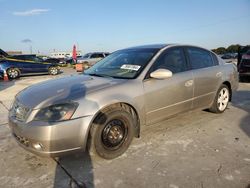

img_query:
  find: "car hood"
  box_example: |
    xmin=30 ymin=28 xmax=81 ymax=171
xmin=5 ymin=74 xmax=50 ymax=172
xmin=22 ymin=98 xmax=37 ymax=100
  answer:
xmin=16 ymin=74 xmax=125 ymax=109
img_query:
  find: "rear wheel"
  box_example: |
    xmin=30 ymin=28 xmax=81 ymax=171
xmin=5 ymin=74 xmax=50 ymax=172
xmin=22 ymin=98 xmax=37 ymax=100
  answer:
xmin=48 ymin=67 xmax=59 ymax=75
xmin=209 ymin=84 xmax=230 ymax=113
xmin=88 ymin=105 xmax=135 ymax=159
xmin=7 ymin=68 xmax=20 ymax=79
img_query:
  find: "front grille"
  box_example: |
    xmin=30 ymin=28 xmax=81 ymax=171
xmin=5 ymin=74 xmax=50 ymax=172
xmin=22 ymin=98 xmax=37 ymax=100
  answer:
xmin=13 ymin=133 xmax=30 ymax=147
xmin=10 ymin=100 xmax=30 ymax=122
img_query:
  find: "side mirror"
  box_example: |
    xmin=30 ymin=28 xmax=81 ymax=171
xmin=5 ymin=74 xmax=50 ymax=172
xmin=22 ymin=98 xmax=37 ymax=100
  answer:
xmin=150 ymin=69 xmax=173 ymax=79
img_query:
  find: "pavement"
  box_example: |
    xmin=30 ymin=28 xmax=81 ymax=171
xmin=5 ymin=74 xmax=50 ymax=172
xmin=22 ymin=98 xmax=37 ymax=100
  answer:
xmin=0 ymin=68 xmax=249 ymax=188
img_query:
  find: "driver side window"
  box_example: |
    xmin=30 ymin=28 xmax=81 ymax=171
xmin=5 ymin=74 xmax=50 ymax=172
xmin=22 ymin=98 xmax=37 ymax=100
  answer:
xmin=150 ymin=48 xmax=188 ymax=74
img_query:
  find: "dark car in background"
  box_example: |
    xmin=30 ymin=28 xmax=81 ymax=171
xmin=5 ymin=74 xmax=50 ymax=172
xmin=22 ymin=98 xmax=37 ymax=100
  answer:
xmin=221 ymin=53 xmax=237 ymax=59
xmin=237 ymin=46 xmax=250 ymax=65
xmin=13 ymin=54 xmax=59 ymax=64
xmin=65 ymin=55 xmax=82 ymax=65
xmin=0 ymin=49 xmax=60 ymax=79
xmin=238 ymin=50 xmax=250 ymax=81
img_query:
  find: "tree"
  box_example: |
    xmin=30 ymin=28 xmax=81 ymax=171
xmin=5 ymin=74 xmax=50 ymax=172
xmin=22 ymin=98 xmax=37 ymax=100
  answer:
xmin=227 ymin=44 xmax=241 ymax=53
xmin=212 ymin=47 xmax=226 ymax=54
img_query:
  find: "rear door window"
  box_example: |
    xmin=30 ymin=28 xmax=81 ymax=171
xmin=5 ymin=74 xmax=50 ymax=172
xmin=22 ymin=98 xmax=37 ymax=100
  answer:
xmin=93 ymin=53 xmax=104 ymax=58
xmin=187 ymin=47 xmax=215 ymax=69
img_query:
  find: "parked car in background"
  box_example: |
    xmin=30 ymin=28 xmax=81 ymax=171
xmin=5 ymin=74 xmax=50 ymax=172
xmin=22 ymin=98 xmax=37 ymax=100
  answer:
xmin=77 ymin=52 xmax=109 ymax=67
xmin=0 ymin=50 xmax=60 ymax=79
xmin=237 ymin=45 xmax=250 ymax=65
xmin=8 ymin=44 xmax=238 ymax=159
xmin=238 ymin=50 xmax=250 ymax=81
xmin=221 ymin=53 xmax=237 ymax=59
xmin=14 ymin=55 xmax=61 ymax=65
xmin=221 ymin=53 xmax=234 ymax=59
xmin=0 ymin=48 xmax=9 ymax=57
xmin=44 ymin=57 xmax=61 ymax=64
xmin=65 ymin=55 xmax=82 ymax=65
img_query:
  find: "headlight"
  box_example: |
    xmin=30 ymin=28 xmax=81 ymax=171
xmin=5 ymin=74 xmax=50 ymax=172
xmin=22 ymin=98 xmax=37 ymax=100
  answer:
xmin=34 ymin=102 xmax=78 ymax=122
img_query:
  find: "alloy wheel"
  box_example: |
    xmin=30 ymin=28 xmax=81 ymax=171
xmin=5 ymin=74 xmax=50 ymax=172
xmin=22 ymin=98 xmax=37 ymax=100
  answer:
xmin=217 ymin=88 xmax=229 ymax=111
xmin=8 ymin=69 xmax=19 ymax=79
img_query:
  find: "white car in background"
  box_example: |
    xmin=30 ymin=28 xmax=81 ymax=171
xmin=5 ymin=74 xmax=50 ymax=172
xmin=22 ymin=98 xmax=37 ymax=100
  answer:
xmin=77 ymin=52 xmax=109 ymax=67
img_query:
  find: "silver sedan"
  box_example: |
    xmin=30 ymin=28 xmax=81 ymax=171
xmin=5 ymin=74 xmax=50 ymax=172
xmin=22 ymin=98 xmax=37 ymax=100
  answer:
xmin=8 ymin=44 xmax=238 ymax=159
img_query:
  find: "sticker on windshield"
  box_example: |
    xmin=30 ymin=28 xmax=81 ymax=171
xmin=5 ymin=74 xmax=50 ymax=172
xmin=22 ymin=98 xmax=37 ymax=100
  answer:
xmin=120 ymin=64 xmax=141 ymax=71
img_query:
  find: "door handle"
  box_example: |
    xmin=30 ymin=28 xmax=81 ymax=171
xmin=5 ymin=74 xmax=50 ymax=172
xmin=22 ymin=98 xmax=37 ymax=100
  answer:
xmin=185 ymin=80 xmax=193 ymax=87
xmin=216 ymin=72 xmax=222 ymax=77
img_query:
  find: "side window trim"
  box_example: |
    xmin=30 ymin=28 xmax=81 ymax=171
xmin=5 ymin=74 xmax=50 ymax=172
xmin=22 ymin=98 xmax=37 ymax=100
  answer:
xmin=211 ymin=52 xmax=219 ymax=66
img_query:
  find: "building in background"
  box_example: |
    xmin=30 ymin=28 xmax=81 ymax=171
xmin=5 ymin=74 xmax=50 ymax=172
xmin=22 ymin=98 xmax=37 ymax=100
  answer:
xmin=6 ymin=51 xmax=22 ymax=55
xmin=50 ymin=51 xmax=82 ymax=59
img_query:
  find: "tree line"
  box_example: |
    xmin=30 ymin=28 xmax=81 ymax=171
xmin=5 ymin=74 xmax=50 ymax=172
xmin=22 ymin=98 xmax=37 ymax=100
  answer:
xmin=211 ymin=44 xmax=250 ymax=55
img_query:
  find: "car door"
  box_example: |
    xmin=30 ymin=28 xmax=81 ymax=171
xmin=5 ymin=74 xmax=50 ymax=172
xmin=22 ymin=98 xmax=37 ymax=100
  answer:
xmin=33 ymin=57 xmax=50 ymax=72
xmin=27 ymin=56 xmax=50 ymax=73
xmin=143 ymin=47 xmax=194 ymax=125
xmin=12 ymin=55 xmax=34 ymax=73
xmin=185 ymin=47 xmax=221 ymax=109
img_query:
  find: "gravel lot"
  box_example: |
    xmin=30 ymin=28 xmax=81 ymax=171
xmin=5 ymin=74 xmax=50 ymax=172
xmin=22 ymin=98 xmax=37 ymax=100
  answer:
xmin=0 ymin=67 xmax=249 ymax=188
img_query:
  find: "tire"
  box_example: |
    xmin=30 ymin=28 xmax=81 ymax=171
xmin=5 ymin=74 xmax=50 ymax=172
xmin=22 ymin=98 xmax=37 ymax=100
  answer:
xmin=88 ymin=105 xmax=135 ymax=159
xmin=209 ymin=84 xmax=230 ymax=113
xmin=7 ymin=68 xmax=20 ymax=79
xmin=48 ymin=66 xmax=59 ymax=75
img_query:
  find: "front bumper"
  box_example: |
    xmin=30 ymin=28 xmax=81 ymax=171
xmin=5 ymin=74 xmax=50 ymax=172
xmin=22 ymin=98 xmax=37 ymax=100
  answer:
xmin=8 ymin=115 xmax=93 ymax=157
xmin=0 ymin=69 xmax=4 ymax=78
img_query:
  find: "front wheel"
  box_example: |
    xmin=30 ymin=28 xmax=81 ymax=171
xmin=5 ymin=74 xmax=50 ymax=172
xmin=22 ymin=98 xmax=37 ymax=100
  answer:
xmin=88 ymin=105 xmax=135 ymax=159
xmin=209 ymin=84 xmax=230 ymax=113
xmin=48 ymin=67 xmax=59 ymax=75
xmin=7 ymin=68 xmax=20 ymax=79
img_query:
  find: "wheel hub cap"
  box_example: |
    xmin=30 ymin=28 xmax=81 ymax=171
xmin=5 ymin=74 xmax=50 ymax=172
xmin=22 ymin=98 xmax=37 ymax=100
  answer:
xmin=217 ymin=88 xmax=229 ymax=111
xmin=9 ymin=70 xmax=18 ymax=78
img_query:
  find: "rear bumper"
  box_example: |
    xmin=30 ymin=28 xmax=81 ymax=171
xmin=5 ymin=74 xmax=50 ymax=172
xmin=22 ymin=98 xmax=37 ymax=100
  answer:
xmin=8 ymin=115 xmax=93 ymax=157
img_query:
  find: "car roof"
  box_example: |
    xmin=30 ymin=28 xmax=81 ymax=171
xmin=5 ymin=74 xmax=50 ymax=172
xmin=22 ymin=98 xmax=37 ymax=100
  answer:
xmin=0 ymin=49 xmax=9 ymax=57
xmin=13 ymin=54 xmax=36 ymax=56
xmin=124 ymin=44 xmax=170 ymax=50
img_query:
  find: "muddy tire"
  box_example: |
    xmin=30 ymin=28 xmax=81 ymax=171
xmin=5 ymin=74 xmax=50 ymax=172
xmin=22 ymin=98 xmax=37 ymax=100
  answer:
xmin=88 ymin=104 xmax=135 ymax=159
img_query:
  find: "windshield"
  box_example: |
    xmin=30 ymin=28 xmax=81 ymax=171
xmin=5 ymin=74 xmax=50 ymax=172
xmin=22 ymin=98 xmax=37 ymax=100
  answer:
xmin=84 ymin=49 xmax=158 ymax=79
xmin=82 ymin=53 xmax=91 ymax=58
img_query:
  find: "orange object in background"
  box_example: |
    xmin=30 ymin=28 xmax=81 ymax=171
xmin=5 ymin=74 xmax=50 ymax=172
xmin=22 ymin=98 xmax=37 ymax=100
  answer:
xmin=75 ymin=63 xmax=84 ymax=72
xmin=3 ymin=70 xmax=9 ymax=81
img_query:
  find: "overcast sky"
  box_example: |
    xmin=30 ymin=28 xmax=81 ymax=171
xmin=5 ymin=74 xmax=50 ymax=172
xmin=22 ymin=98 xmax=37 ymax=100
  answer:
xmin=0 ymin=0 xmax=249 ymax=54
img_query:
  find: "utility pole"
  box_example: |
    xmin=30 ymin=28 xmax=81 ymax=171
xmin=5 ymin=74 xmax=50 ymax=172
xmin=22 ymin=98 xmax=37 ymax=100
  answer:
xmin=30 ymin=45 xmax=33 ymax=54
